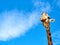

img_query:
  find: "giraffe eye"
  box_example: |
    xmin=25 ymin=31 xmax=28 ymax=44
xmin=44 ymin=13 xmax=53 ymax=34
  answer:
xmin=48 ymin=17 xmax=50 ymax=19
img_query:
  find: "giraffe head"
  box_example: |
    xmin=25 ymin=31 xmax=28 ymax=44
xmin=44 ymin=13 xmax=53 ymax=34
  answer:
xmin=40 ymin=12 xmax=55 ymax=27
xmin=40 ymin=12 xmax=50 ymax=22
xmin=40 ymin=12 xmax=55 ymax=22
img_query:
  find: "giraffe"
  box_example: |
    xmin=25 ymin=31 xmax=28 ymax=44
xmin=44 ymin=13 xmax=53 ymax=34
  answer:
xmin=40 ymin=12 xmax=54 ymax=45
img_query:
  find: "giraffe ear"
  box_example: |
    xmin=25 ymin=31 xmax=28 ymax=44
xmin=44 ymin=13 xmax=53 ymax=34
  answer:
xmin=49 ymin=19 xmax=55 ymax=22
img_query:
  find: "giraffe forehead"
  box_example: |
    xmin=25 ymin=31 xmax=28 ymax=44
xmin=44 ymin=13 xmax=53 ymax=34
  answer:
xmin=42 ymin=15 xmax=48 ymax=19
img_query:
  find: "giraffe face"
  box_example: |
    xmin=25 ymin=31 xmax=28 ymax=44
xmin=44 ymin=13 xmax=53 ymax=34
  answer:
xmin=40 ymin=12 xmax=49 ymax=22
xmin=40 ymin=12 xmax=50 ymax=27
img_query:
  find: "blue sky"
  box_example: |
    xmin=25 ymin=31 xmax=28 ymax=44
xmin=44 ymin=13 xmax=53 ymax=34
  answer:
xmin=0 ymin=0 xmax=60 ymax=45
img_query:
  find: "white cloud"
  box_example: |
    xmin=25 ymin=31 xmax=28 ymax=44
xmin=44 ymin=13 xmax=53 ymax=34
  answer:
xmin=0 ymin=10 xmax=40 ymax=41
xmin=33 ymin=1 xmax=51 ymax=13
xmin=0 ymin=1 xmax=51 ymax=41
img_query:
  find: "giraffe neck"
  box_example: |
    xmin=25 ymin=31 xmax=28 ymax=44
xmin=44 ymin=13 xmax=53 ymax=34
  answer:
xmin=46 ymin=27 xmax=53 ymax=45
